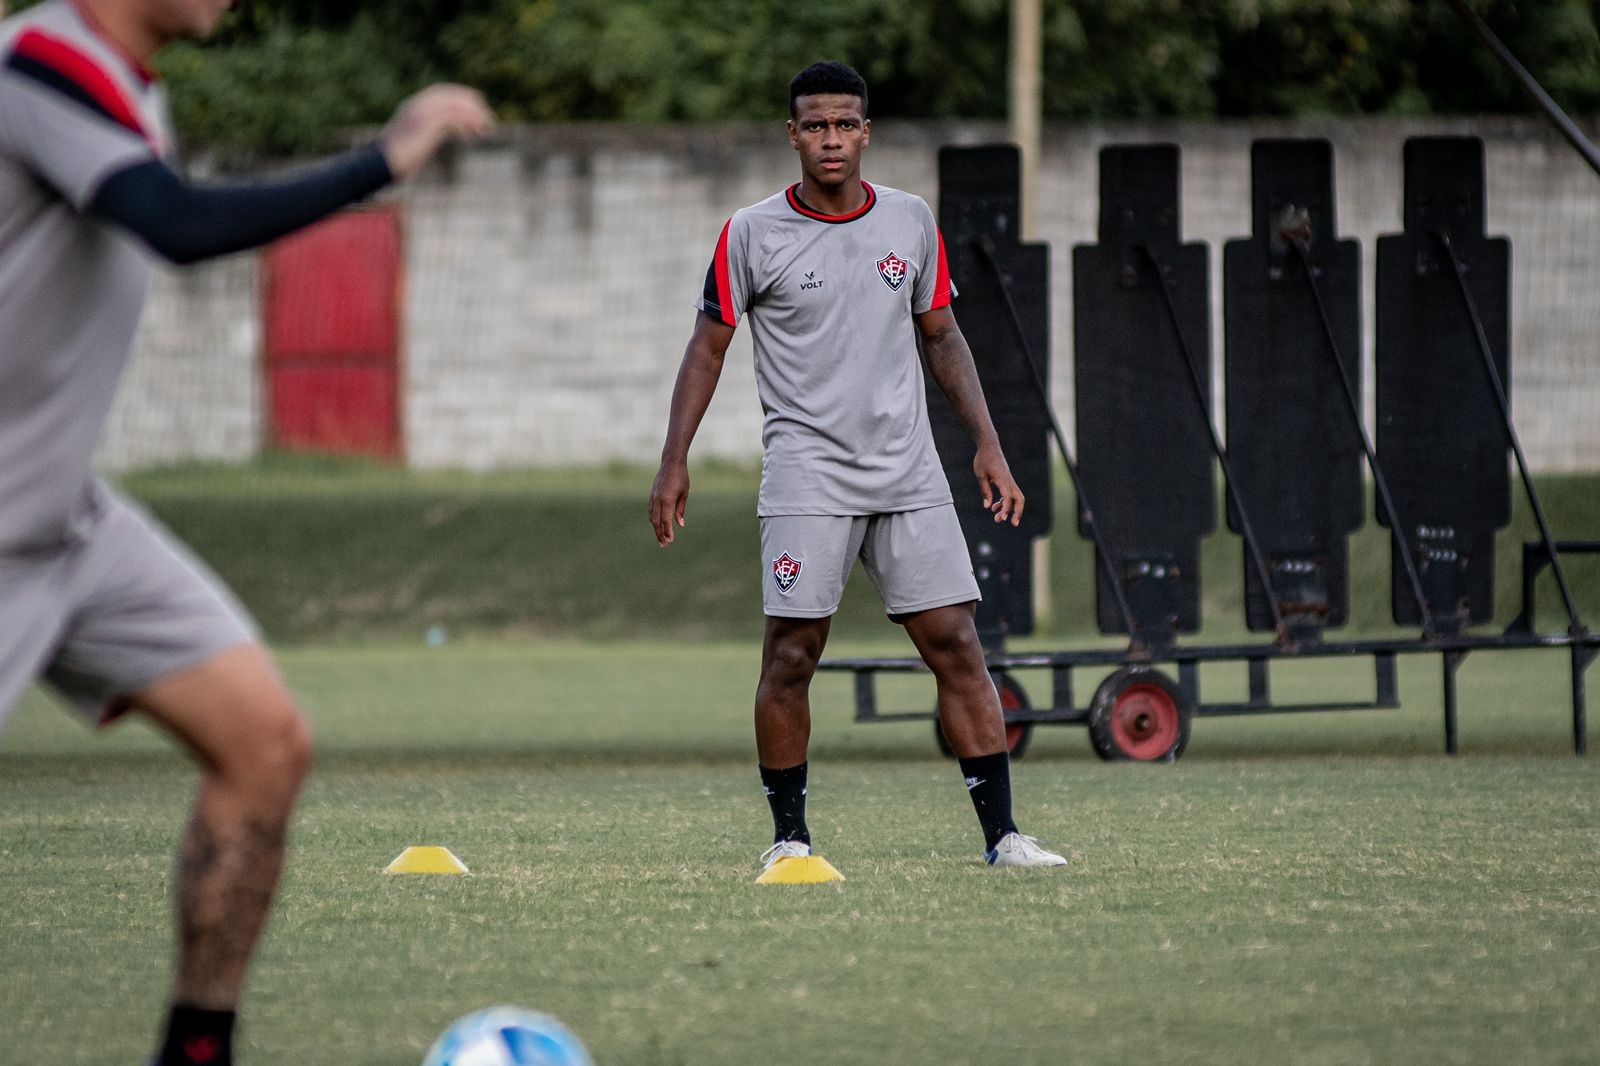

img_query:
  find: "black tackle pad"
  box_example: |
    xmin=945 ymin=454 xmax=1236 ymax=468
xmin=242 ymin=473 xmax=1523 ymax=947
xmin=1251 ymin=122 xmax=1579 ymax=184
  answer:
xmin=1223 ymin=139 xmax=1364 ymax=637
xmin=1073 ymin=145 xmax=1215 ymax=644
xmin=1376 ymin=137 xmax=1511 ymax=632
xmin=932 ymin=145 xmax=1052 ymax=638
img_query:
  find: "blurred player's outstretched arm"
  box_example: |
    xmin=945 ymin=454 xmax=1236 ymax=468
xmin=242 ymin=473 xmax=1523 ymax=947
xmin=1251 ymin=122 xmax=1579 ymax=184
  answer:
xmin=914 ymin=305 xmax=1025 ymax=526
xmin=649 ymin=311 xmax=736 ymax=546
xmin=92 ymin=85 xmax=494 ymax=265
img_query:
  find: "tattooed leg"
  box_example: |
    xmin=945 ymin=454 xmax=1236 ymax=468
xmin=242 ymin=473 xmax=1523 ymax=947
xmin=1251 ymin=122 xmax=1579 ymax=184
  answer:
xmin=133 ymin=644 xmax=313 ymax=1010
xmin=172 ymin=799 xmax=292 ymax=1006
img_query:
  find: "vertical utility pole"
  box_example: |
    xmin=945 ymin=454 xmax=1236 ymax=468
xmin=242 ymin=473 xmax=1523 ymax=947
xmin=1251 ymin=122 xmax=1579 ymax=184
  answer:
xmin=1009 ymin=0 xmax=1052 ymax=626
xmin=1009 ymin=0 xmax=1042 ymax=240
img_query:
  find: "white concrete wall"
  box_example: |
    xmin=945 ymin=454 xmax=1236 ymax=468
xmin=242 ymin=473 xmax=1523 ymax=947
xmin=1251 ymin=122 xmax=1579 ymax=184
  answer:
xmin=100 ymin=116 xmax=1600 ymax=473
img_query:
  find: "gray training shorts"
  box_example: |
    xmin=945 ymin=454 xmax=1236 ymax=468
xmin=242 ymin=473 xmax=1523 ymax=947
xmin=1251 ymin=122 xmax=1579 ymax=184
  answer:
xmin=0 ymin=485 xmax=258 ymax=729
xmin=760 ymin=504 xmax=981 ymax=620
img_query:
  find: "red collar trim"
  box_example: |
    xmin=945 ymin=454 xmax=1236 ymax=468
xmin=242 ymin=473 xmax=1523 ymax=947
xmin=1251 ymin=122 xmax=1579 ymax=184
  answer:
xmin=70 ymin=0 xmax=159 ymax=85
xmin=786 ymin=182 xmax=877 ymax=224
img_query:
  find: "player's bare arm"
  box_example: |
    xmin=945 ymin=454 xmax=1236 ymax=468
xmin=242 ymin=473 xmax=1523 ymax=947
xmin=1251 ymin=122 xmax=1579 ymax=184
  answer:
xmin=379 ymin=85 xmax=496 ymax=179
xmin=914 ymin=305 xmax=1025 ymax=526
xmin=649 ymin=311 xmax=736 ymax=546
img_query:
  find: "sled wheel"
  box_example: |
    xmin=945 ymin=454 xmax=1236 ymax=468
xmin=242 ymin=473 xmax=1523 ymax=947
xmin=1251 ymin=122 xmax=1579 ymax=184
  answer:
xmin=1088 ymin=667 xmax=1191 ymax=762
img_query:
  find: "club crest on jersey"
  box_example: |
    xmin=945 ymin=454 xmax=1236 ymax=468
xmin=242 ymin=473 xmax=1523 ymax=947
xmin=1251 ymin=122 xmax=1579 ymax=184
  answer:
xmin=772 ymin=552 xmax=804 ymax=594
xmin=876 ymin=251 xmax=909 ymax=292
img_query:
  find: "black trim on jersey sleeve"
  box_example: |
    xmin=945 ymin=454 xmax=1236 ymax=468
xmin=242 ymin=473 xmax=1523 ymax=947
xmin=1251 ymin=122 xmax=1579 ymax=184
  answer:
xmin=90 ymin=146 xmax=394 ymax=265
xmin=6 ymin=53 xmax=130 ymax=133
xmin=700 ymin=260 xmax=723 ymax=318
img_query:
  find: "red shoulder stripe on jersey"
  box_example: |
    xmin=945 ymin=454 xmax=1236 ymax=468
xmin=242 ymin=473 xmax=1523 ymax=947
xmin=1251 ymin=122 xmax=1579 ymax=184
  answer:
xmin=711 ymin=218 xmax=737 ymax=326
xmin=8 ymin=28 xmax=148 ymax=141
xmin=931 ymin=228 xmax=953 ymax=309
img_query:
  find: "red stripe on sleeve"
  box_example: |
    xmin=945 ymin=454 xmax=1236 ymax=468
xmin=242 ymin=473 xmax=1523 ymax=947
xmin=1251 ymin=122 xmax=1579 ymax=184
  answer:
xmin=13 ymin=29 xmax=148 ymax=141
xmin=713 ymin=218 xmax=737 ymax=327
xmin=931 ymin=228 xmax=953 ymax=309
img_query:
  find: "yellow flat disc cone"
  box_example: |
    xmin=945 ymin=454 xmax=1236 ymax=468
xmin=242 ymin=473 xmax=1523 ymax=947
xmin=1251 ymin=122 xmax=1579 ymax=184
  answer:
xmin=756 ymin=855 xmax=845 ymax=885
xmin=384 ymin=845 xmax=469 ymax=875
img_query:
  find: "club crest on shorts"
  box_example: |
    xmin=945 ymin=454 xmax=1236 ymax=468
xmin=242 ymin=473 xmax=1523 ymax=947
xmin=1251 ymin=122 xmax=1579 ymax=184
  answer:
xmin=876 ymin=251 xmax=909 ymax=292
xmin=772 ymin=551 xmax=804 ymax=595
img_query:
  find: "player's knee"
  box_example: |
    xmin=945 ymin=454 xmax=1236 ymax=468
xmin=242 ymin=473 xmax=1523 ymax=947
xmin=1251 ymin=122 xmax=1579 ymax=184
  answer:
xmin=923 ymin=617 xmax=982 ymax=664
xmin=764 ymin=638 xmax=822 ymax=686
xmin=226 ymin=700 xmax=313 ymax=799
xmin=274 ymin=706 xmax=314 ymax=785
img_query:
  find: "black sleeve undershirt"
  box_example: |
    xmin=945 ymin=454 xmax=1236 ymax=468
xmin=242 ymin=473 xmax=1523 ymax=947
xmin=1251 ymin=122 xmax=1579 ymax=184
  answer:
xmin=90 ymin=144 xmax=394 ymax=266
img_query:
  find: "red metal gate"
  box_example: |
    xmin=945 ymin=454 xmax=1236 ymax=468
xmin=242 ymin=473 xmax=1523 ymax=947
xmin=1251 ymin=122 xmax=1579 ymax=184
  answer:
xmin=261 ymin=203 xmax=404 ymax=460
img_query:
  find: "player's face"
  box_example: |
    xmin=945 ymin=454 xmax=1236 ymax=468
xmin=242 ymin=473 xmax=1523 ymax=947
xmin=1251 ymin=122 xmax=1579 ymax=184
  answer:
xmin=148 ymin=0 xmax=233 ymax=41
xmin=788 ymin=94 xmax=870 ymax=189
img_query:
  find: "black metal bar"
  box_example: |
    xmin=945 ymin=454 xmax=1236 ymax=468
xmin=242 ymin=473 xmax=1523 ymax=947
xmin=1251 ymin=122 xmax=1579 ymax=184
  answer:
xmin=853 ymin=670 xmax=878 ymax=722
xmin=1248 ymin=659 xmax=1269 ymax=706
xmin=1051 ymin=665 xmax=1074 ymax=717
xmin=1441 ymin=0 xmax=1600 ymax=182
xmin=1509 ymin=541 xmax=1600 ymax=635
xmin=1375 ymin=652 xmax=1399 ymax=708
xmin=1139 ymin=242 xmax=1288 ymax=639
xmin=1197 ymin=699 xmax=1402 ymax=718
xmin=1442 ymin=650 xmax=1468 ymax=755
xmin=1434 ymin=230 xmax=1586 ymax=635
xmin=1574 ymin=644 xmax=1597 ymax=756
xmin=971 ymin=235 xmax=1142 ymax=642
xmin=823 ymin=628 xmax=1600 ymax=674
xmin=1179 ymin=660 xmax=1201 ymax=708
xmin=1290 ymin=238 xmax=1434 ymax=633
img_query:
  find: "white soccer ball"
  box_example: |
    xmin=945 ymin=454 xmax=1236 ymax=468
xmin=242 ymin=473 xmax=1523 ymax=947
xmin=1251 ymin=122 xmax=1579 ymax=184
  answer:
xmin=422 ymin=1006 xmax=594 ymax=1066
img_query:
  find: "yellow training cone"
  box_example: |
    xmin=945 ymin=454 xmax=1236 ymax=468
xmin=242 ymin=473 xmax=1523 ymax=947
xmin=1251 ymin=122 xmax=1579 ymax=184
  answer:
xmin=756 ymin=855 xmax=845 ymax=885
xmin=384 ymin=846 xmax=469 ymax=875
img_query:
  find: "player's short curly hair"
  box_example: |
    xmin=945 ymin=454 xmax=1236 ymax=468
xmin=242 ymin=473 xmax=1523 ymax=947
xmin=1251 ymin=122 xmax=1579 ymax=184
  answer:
xmin=789 ymin=61 xmax=868 ymax=118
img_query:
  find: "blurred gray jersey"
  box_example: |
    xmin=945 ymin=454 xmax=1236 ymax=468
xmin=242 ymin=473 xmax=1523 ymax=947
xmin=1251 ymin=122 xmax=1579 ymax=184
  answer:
xmin=696 ymin=182 xmax=958 ymax=516
xmin=0 ymin=0 xmax=168 ymax=550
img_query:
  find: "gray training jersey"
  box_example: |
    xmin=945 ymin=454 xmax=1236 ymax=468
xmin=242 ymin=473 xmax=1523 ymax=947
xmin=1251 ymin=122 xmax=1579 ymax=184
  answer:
xmin=696 ymin=181 xmax=958 ymax=517
xmin=0 ymin=0 xmax=169 ymax=551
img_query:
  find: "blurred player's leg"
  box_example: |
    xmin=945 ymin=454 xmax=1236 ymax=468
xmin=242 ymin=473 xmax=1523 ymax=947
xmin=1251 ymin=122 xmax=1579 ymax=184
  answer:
xmin=132 ymin=644 xmax=313 ymax=1066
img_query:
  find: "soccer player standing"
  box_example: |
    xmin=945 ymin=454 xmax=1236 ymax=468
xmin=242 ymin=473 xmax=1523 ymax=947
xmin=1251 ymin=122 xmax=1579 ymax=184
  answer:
xmin=649 ymin=61 xmax=1066 ymax=872
xmin=0 ymin=2 xmax=491 ymax=1063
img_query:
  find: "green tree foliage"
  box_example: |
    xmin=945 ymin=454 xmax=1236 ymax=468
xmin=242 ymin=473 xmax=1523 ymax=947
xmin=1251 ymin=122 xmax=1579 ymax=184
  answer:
xmin=133 ymin=0 xmax=1600 ymax=151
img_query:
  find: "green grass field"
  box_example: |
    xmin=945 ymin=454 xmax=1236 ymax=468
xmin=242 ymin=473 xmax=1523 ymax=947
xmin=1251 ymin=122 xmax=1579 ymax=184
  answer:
xmin=4 ymin=639 xmax=1598 ymax=1065
xmin=116 ymin=459 xmax=1600 ymax=643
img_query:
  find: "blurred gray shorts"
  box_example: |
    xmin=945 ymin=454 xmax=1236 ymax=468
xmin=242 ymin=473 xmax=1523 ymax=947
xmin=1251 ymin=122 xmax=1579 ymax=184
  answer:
xmin=0 ymin=487 xmax=258 ymax=729
xmin=759 ymin=504 xmax=980 ymax=620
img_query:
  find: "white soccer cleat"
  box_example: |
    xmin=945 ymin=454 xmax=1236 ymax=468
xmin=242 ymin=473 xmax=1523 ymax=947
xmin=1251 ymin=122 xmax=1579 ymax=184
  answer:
xmin=760 ymin=839 xmax=812 ymax=870
xmin=985 ymin=832 xmax=1068 ymax=868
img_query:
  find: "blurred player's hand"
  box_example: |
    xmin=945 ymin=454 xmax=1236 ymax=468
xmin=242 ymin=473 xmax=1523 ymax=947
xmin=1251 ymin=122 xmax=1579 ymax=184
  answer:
xmin=649 ymin=460 xmax=691 ymax=546
xmin=974 ymin=441 xmax=1024 ymax=526
xmin=380 ymin=85 xmax=495 ymax=179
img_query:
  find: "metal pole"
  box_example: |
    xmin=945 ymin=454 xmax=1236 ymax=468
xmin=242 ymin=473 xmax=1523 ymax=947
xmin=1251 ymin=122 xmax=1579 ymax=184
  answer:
xmin=1434 ymin=230 xmax=1586 ymax=635
xmin=1441 ymin=0 xmax=1600 ymax=182
xmin=1009 ymin=0 xmax=1049 ymax=627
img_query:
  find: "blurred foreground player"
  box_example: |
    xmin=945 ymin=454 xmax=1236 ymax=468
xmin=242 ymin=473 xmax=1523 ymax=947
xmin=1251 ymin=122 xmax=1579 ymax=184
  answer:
xmin=649 ymin=62 xmax=1066 ymax=873
xmin=0 ymin=1 xmax=492 ymax=1062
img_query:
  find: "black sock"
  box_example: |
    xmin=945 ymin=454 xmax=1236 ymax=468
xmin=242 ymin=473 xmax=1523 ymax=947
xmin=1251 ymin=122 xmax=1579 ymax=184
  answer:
xmin=959 ymin=751 xmax=1018 ymax=852
xmin=760 ymin=761 xmax=810 ymax=846
xmin=157 ymin=1005 xmax=235 ymax=1066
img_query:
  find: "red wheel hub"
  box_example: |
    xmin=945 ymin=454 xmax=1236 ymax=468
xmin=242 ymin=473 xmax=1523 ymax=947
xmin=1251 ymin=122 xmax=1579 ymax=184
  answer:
xmin=1110 ymin=682 xmax=1180 ymax=759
